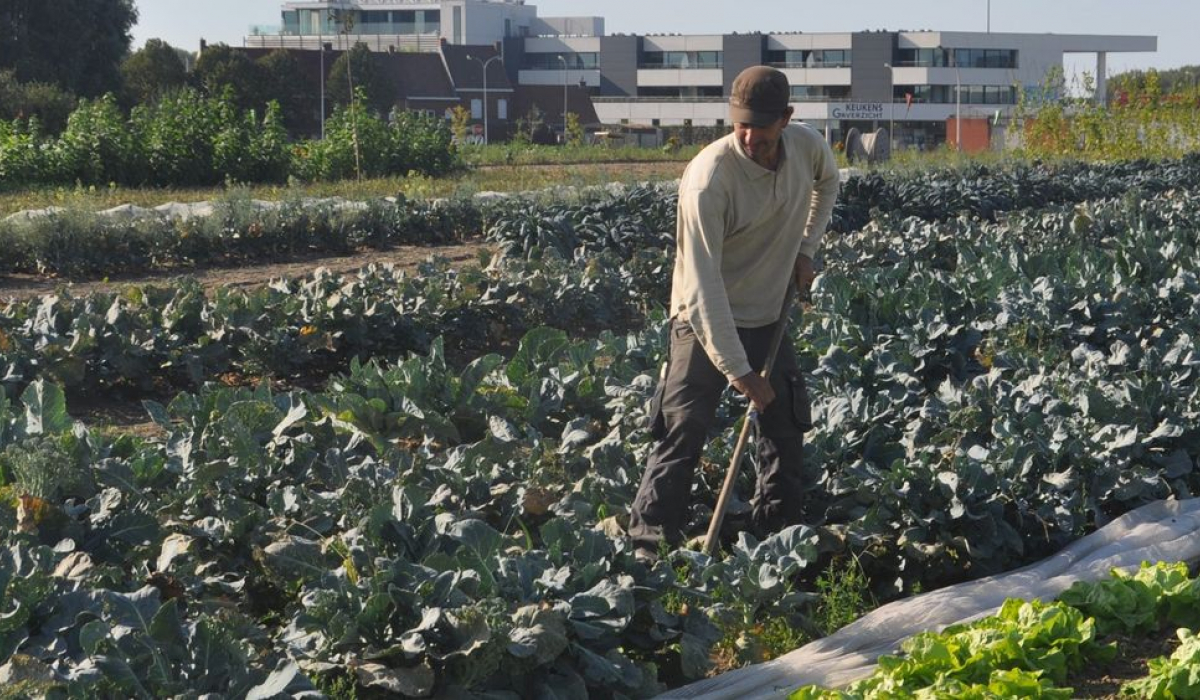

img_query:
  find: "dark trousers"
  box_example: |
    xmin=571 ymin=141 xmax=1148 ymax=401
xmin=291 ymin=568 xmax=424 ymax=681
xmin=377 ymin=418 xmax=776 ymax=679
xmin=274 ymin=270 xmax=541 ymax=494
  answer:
xmin=629 ymin=318 xmax=815 ymax=551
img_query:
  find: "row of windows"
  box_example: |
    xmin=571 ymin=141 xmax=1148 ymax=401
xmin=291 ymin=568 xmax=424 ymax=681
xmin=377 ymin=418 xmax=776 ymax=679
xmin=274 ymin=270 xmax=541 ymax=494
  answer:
xmin=283 ymin=9 xmax=440 ymax=35
xmin=897 ymin=84 xmax=1017 ymax=104
xmin=522 ymin=53 xmax=599 ymax=70
xmin=895 ymin=48 xmax=1018 ymax=69
xmin=641 ymin=51 xmax=722 ymax=69
xmin=637 ymin=86 xmax=724 ymax=98
xmin=765 ymin=50 xmax=853 ymax=69
xmin=792 ymin=85 xmax=851 ymax=101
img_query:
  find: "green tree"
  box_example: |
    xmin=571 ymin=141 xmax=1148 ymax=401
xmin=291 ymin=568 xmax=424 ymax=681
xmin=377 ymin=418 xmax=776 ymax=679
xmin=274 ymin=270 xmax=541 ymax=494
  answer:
xmin=0 ymin=0 xmax=137 ymax=97
xmin=257 ymin=49 xmax=309 ymax=133
xmin=0 ymin=70 xmax=77 ymax=133
xmin=326 ymin=43 xmax=398 ymax=115
xmin=121 ymin=39 xmax=188 ymax=107
xmin=192 ymin=44 xmax=266 ymax=113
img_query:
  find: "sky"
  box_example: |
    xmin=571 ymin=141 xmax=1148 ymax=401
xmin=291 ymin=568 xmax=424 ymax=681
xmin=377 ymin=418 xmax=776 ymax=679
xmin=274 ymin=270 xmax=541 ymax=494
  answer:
xmin=133 ymin=0 xmax=1196 ymax=78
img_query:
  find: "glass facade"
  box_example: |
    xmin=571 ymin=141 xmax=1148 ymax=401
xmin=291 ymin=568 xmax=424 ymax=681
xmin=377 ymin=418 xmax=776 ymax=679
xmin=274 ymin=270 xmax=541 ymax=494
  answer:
xmin=637 ymin=86 xmax=724 ymax=98
xmin=790 ymin=85 xmax=851 ymax=101
xmin=640 ymin=51 xmax=723 ymax=69
xmin=284 ymin=8 xmax=440 ymax=35
xmin=523 ymin=53 xmax=599 ymax=70
xmin=896 ymin=84 xmax=1017 ymax=104
xmin=896 ymin=47 xmax=1018 ymax=69
xmin=766 ymin=49 xmax=853 ymax=68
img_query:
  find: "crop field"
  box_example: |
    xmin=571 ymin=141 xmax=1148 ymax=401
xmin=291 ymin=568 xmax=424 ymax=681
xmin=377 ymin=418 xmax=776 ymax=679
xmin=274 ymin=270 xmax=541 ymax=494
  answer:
xmin=3 ymin=155 xmax=1200 ymax=698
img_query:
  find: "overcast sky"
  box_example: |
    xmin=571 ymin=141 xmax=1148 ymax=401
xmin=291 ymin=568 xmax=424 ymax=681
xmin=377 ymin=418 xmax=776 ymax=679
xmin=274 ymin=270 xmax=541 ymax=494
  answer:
xmin=134 ymin=0 xmax=1194 ymax=77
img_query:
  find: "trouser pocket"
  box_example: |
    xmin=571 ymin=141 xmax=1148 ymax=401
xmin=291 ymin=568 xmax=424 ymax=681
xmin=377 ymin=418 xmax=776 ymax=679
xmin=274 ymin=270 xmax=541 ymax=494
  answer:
xmin=786 ymin=370 xmax=813 ymax=433
xmin=647 ymin=374 xmax=667 ymax=439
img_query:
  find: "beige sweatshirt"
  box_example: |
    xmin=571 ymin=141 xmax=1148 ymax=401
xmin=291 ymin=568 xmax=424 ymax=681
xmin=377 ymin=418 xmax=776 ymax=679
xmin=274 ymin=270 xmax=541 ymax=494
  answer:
xmin=670 ymin=123 xmax=840 ymax=381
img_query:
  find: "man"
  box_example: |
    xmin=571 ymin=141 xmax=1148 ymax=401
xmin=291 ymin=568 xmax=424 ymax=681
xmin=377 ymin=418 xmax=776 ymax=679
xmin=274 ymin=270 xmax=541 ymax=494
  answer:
xmin=630 ymin=65 xmax=840 ymax=557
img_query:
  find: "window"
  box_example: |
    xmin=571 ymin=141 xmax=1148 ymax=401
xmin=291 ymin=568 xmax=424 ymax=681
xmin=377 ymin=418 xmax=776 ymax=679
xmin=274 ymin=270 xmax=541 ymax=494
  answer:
xmin=395 ymin=10 xmax=416 ymax=34
xmin=471 ymin=99 xmax=482 ymax=119
xmin=497 ymin=99 xmax=508 ymax=120
xmin=640 ymin=51 xmax=723 ymax=69
xmin=637 ymin=86 xmax=723 ymax=98
xmin=895 ymin=84 xmax=1015 ymax=104
xmin=951 ymin=48 xmax=1017 ymax=69
xmin=418 ymin=10 xmax=439 ymax=34
xmin=522 ymin=53 xmax=599 ymax=70
xmin=809 ymin=50 xmax=851 ymax=68
xmin=790 ymin=85 xmax=850 ymax=101
xmin=652 ymin=118 xmax=661 ymax=126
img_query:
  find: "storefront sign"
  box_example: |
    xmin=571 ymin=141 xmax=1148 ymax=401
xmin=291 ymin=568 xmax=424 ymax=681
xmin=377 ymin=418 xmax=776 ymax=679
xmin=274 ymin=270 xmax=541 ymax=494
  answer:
xmin=829 ymin=102 xmax=886 ymax=120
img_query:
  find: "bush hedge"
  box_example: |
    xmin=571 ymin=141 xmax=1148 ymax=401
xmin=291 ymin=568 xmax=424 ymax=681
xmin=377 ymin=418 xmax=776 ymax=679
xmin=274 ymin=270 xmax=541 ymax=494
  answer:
xmin=0 ymin=90 xmax=459 ymax=190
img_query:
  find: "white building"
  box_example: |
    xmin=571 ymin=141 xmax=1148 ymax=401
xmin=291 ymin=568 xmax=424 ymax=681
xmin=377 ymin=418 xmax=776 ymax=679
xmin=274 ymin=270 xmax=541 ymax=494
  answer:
xmin=245 ymin=1 xmax=1156 ymax=148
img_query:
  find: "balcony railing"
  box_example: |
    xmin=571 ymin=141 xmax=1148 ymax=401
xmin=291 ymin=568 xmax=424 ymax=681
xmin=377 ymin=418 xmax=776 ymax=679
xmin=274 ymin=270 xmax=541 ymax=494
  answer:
xmin=243 ymin=33 xmax=442 ymax=52
xmin=637 ymin=63 xmax=724 ymax=70
xmin=593 ymin=96 xmax=729 ymax=103
xmin=767 ymin=61 xmax=852 ymax=69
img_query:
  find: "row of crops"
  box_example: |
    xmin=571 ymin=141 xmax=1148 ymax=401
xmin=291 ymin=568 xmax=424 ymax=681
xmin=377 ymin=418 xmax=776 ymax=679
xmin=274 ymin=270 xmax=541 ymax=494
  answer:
xmin=796 ymin=562 xmax=1200 ymax=698
xmin=4 ymin=155 xmax=1200 ymax=277
xmin=4 ymin=157 xmax=1200 ymax=696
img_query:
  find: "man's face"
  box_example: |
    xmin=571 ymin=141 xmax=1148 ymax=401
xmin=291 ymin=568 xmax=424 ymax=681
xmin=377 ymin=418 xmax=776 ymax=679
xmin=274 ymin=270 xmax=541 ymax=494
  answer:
xmin=733 ymin=108 xmax=793 ymax=167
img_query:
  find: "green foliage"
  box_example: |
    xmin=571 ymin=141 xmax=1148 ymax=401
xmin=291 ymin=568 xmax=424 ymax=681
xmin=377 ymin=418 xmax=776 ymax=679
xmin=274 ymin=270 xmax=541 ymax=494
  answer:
xmin=325 ymin=43 xmax=398 ymax=115
xmin=1109 ymin=65 xmax=1200 ymax=101
xmin=565 ymin=112 xmax=584 ymax=147
xmin=0 ymin=0 xmax=137 ymax=97
xmin=450 ymin=104 xmax=471 ymax=145
xmin=1122 ymin=628 xmax=1200 ymax=699
xmin=792 ymin=599 xmax=1108 ymax=699
xmin=120 ymin=39 xmax=188 ymax=108
xmin=0 ymin=87 xmax=457 ymax=189
xmin=1058 ymin=562 xmax=1200 ymax=636
xmin=192 ymin=43 xmax=266 ymax=113
xmin=813 ymin=556 xmax=875 ymax=636
xmin=0 ymin=70 xmax=77 ymax=134
xmin=256 ymin=49 xmax=309 ymax=133
xmin=54 ymin=94 xmax=142 ymax=185
xmin=1017 ymin=68 xmax=1200 ymax=161
xmin=297 ymin=102 xmax=458 ymax=182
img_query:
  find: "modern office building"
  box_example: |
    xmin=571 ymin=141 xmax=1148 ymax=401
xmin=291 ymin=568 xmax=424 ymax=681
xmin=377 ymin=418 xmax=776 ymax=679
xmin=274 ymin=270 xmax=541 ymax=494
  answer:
xmin=244 ymin=0 xmax=1156 ymax=148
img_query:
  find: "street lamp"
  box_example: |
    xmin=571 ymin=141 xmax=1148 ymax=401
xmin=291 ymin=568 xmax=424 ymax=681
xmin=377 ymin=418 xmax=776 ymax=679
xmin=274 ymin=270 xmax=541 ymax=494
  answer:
xmin=955 ymin=62 xmax=962 ymax=152
xmin=883 ymin=61 xmax=895 ymax=144
xmin=319 ymin=41 xmax=333 ymax=140
xmin=557 ymin=54 xmax=568 ymax=143
xmin=466 ymin=53 xmax=501 ymax=145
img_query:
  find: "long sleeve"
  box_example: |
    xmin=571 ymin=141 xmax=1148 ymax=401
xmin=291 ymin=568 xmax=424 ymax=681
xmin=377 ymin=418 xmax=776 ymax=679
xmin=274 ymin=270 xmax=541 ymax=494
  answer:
xmin=798 ymin=135 xmax=841 ymax=259
xmin=675 ymin=184 xmax=753 ymax=381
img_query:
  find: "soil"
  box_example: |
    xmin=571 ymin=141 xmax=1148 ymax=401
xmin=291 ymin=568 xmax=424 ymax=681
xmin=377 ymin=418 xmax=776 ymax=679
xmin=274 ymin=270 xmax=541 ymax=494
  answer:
xmin=1067 ymin=625 xmax=1180 ymax=698
xmin=0 ymin=240 xmax=492 ymax=303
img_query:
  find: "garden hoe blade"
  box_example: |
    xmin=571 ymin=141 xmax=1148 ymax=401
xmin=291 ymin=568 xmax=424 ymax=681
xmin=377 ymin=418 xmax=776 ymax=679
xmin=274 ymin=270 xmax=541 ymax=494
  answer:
xmin=704 ymin=281 xmax=798 ymax=557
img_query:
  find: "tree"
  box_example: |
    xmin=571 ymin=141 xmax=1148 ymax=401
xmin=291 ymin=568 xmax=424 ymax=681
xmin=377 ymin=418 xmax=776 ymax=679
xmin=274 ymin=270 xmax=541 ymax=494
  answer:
xmin=0 ymin=70 xmax=78 ymax=133
xmin=192 ymin=44 xmax=266 ymax=113
xmin=1108 ymin=66 xmax=1200 ymax=102
xmin=326 ymin=43 xmax=398 ymax=115
xmin=257 ymin=50 xmax=310 ymax=133
xmin=0 ymin=0 xmax=137 ymax=97
xmin=121 ymin=39 xmax=188 ymax=107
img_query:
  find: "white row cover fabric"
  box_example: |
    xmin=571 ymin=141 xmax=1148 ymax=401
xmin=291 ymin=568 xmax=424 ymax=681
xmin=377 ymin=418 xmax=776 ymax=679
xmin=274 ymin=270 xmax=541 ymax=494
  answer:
xmin=664 ymin=497 xmax=1200 ymax=699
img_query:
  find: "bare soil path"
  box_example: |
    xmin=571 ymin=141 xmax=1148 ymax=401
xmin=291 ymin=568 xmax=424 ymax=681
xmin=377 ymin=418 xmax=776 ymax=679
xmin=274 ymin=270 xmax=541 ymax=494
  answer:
xmin=0 ymin=240 xmax=491 ymax=303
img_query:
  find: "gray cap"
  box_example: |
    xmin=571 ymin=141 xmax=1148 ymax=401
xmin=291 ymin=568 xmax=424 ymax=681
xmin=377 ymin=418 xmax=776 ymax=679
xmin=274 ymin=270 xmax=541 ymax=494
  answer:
xmin=730 ymin=66 xmax=790 ymax=127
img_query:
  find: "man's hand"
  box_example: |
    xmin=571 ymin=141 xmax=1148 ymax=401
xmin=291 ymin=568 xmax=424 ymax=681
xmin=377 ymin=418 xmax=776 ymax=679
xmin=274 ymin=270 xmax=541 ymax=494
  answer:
xmin=731 ymin=371 xmax=775 ymax=412
xmin=794 ymin=254 xmax=816 ymax=298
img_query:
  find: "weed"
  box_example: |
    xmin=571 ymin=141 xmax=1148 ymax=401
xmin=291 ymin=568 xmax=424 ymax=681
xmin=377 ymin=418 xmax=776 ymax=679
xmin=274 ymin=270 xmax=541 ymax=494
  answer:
xmin=813 ymin=555 xmax=876 ymax=636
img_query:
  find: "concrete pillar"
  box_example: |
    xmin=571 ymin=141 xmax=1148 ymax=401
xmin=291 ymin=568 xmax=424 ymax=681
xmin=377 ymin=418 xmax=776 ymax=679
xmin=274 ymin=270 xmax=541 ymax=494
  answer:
xmin=1096 ymin=52 xmax=1108 ymax=106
